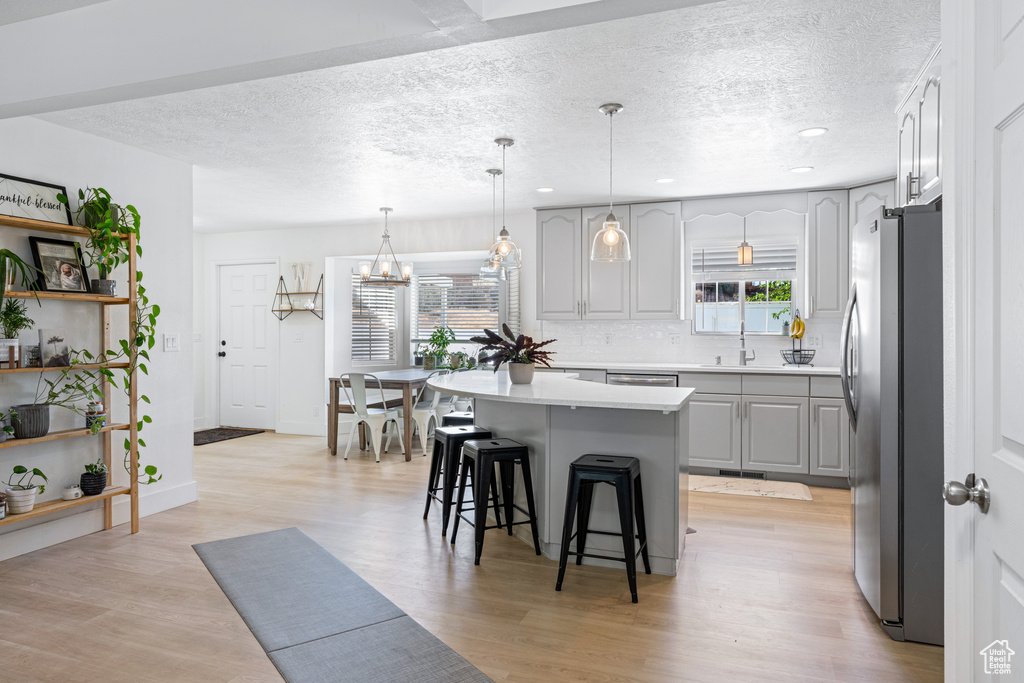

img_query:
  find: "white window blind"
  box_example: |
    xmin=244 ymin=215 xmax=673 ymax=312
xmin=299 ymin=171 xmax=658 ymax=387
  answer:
xmin=505 ymin=268 xmax=521 ymax=336
xmin=351 ymin=275 xmax=397 ymax=363
xmin=692 ymin=243 xmax=798 ymax=273
xmin=411 ymin=272 xmax=501 ymax=342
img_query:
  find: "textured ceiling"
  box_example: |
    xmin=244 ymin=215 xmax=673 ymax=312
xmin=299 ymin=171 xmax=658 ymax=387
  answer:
xmin=37 ymin=0 xmax=940 ymax=233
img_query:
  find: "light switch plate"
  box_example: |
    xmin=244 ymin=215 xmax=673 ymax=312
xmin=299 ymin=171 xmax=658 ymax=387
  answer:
xmin=163 ymin=333 xmax=180 ymax=352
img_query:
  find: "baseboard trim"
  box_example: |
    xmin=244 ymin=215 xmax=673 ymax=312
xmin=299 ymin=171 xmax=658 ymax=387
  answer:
xmin=276 ymin=420 xmax=326 ymax=437
xmin=0 ymin=480 xmax=198 ymax=562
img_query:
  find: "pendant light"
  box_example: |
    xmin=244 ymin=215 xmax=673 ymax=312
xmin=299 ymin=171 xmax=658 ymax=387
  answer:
xmin=486 ymin=138 xmax=522 ymax=270
xmin=480 ymin=168 xmax=506 ymax=281
xmin=358 ymin=208 xmax=412 ymax=286
xmin=591 ymin=103 xmax=631 ymax=262
xmin=737 ymin=216 xmax=754 ymax=265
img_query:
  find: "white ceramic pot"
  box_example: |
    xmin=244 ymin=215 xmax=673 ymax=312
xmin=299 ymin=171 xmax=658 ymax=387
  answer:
xmin=507 ymin=362 xmax=535 ymax=385
xmin=0 ymin=338 xmax=18 ymax=363
xmin=5 ymin=486 xmax=38 ymax=514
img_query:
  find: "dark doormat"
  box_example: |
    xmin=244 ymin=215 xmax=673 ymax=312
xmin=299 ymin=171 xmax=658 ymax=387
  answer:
xmin=194 ymin=427 xmax=264 ymax=446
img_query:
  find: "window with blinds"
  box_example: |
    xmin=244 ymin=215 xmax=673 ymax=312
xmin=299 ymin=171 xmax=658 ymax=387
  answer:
xmin=692 ymin=243 xmax=798 ymax=273
xmin=351 ymin=275 xmax=397 ymax=364
xmin=411 ymin=272 xmax=503 ymax=342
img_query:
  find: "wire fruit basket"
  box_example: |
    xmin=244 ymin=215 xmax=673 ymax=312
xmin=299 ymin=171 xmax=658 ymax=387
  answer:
xmin=781 ymin=349 xmax=816 ymax=365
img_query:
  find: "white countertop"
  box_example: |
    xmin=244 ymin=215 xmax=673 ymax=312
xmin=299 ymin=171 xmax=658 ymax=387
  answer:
xmin=550 ymin=360 xmax=841 ymax=377
xmin=429 ymin=370 xmax=694 ymax=412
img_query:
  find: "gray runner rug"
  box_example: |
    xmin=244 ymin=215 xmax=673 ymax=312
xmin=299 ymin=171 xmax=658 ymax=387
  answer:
xmin=193 ymin=527 xmax=491 ymax=683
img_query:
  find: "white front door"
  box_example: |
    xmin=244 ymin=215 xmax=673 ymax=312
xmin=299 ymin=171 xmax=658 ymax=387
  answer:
xmin=218 ymin=263 xmax=278 ymax=429
xmin=947 ymin=1 xmax=1024 ymax=679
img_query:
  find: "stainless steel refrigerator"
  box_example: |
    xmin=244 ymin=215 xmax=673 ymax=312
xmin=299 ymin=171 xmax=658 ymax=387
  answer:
xmin=840 ymin=203 xmax=944 ymax=646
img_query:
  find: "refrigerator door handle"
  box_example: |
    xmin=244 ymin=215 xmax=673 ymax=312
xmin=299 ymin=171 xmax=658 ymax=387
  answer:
xmin=840 ymin=283 xmax=858 ymax=431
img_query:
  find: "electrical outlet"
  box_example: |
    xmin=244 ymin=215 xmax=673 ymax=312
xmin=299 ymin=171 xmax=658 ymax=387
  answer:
xmin=669 ymin=334 xmax=681 ymax=346
xmin=312 ymin=405 xmax=320 ymax=417
xmin=603 ymin=334 xmax=613 ymax=346
xmin=806 ymin=334 xmax=823 ymax=349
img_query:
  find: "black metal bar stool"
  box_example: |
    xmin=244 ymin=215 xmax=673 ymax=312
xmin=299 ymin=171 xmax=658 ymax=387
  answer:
xmin=423 ymin=425 xmax=492 ymax=536
xmin=451 ymin=438 xmax=541 ymax=565
xmin=441 ymin=411 xmax=474 ymax=427
xmin=555 ymin=454 xmax=651 ymax=603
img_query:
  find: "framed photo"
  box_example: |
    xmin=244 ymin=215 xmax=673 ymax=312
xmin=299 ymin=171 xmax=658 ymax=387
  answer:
xmin=39 ymin=329 xmax=70 ymax=368
xmin=28 ymin=237 xmax=92 ymax=293
xmin=0 ymin=173 xmax=72 ymax=225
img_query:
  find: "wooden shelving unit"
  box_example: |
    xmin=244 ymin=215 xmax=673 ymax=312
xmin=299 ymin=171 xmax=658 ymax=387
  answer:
xmin=0 ymin=213 xmax=139 ymax=533
xmin=273 ymin=274 xmax=324 ymax=320
xmin=0 ymin=485 xmax=129 ymax=527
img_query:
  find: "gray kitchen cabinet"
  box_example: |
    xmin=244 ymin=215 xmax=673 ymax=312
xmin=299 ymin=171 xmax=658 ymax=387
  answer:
xmin=897 ymin=45 xmax=941 ymax=206
xmin=536 ymin=208 xmax=582 ymax=320
xmin=688 ymin=393 xmax=742 ymax=470
xmin=582 ymin=205 xmax=630 ymax=319
xmin=565 ymin=368 xmax=607 ymax=383
xmin=809 ymin=398 xmax=849 ymax=477
xmin=630 ymin=201 xmax=681 ymax=320
xmin=741 ymin=395 xmax=809 ymax=474
xmin=807 ymin=190 xmax=849 ymax=319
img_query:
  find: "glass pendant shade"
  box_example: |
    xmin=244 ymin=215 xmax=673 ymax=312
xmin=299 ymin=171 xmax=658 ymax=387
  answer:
xmin=489 ymin=227 xmax=522 ymax=269
xmin=591 ymin=212 xmax=631 ymax=261
xmin=737 ymin=241 xmax=754 ymax=265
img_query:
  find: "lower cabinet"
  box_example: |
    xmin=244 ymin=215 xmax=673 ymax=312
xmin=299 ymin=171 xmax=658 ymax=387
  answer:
xmin=688 ymin=393 xmax=741 ymax=469
xmin=809 ymin=398 xmax=850 ymax=477
xmin=741 ymin=395 xmax=809 ymax=474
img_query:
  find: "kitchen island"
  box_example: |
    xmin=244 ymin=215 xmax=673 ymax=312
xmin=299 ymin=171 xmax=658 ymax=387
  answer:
xmin=429 ymin=371 xmax=693 ymax=576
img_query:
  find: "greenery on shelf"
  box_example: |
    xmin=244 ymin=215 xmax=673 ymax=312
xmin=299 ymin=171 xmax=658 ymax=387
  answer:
xmin=425 ymin=326 xmax=456 ymax=362
xmin=4 ymin=465 xmax=47 ymax=493
xmin=84 ymin=458 xmax=109 ymax=475
xmin=471 ymin=325 xmax=556 ymax=371
xmin=0 ymin=298 xmax=34 ymax=339
xmin=45 ymin=187 xmax=162 ymax=484
xmin=59 ymin=188 xmax=141 ymax=280
xmin=0 ymin=408 xmax=15 ymax=437
xmin=0 ymin=251 xmax=40 ymax=310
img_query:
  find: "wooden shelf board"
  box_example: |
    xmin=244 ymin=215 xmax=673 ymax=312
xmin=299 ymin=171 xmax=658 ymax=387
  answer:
xmin=5 ymin=291 xmax=130 ymax=304
xmin=0 ymin=423 xmax=129 ymax=449
xmin=0 ymin=486 xmax=129 ymax=526
xmin=0 ymin=215 xmax=90 ymax=237
xmin=0 ymin=362 xmax=129 ymax=375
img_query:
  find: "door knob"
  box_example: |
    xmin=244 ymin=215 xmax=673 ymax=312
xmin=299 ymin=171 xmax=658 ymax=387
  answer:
xmin=943 ymin=473 xmax=989 ymax=514
xmin=218 ymin=351 xmax=226 ymax=357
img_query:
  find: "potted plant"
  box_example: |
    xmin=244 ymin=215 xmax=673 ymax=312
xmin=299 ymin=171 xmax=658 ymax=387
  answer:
xmin=58 ymin=187 xmax=140 ymax=296
xmin=471 ymin=324 xmax=556 ymax=385
xmin=423 ymin=326 xmax=455 ymax=371
xmin=0 ymin=408 xmax=15 ymax=444
xmin=0 ymin=298 xmax=35 ymax=367
xmin=0 ymin=252 xmax=40 ymax=366
xmin=413 ymin=342 xmax=425 ymax=367
xmin=80 ymin=458 xmax=109 ymax=496
xmin=4 ymin=465 xmax=47 ymax=514
xmin=85 ymin=401 xmax=106 ymax=431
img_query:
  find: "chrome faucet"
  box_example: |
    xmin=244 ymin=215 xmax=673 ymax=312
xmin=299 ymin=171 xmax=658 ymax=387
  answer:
xmin=739 ymin=321 xmax=756 ymax=366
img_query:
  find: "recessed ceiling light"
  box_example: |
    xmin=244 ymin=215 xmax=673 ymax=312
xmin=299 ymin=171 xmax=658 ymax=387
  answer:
xmin=790 ymin=166 xmax=814 ymax=173
xmin=797 ymin=127 xmax=829 ymax=137
xmin=655 ymin=178 xmax=675 ymax=184
xmin=537 ymin=187 xmax=554 ymax=193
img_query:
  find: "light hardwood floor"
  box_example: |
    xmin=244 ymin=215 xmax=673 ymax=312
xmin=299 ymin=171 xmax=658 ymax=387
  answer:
xmin=0 ymin=432 xmax=942 ymax=682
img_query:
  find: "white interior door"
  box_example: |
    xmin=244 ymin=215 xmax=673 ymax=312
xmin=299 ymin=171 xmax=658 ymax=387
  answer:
xmin=218 ymin=263 xmax=278 ymax=429
xmin=947 ymin=1 xmax=1024 ymax=679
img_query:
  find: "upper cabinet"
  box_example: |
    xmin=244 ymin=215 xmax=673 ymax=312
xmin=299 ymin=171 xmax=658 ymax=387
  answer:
xmin=536 ymin=208 xmax=582 ymax=320
xmin=807 ymin=190 xmax=849 ymax=318
xmin=630 ymin=201 xmax=681 ymax=320
xmin=537 ymin=202 xmax=681 ymax=321
xmin=897 ymin=45 xmax=941 ymax=207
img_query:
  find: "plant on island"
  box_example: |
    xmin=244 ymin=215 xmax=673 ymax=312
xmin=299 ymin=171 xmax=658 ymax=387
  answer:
xmin=471 ymin=325 xmax=556 ymax=371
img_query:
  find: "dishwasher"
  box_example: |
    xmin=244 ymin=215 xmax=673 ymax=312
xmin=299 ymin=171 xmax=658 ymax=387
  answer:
xmin=606 ymin=373 xmax=678 ymax=387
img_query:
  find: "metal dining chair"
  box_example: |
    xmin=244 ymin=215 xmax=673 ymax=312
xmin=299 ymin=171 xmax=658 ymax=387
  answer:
xmin=340 ymin=373 xmax=404 ymax=462
xmin=401 ymin=369 xmax=451 ymax=456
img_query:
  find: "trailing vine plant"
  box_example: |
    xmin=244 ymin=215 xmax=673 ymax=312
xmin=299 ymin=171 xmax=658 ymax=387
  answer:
xmin=57 ymin=188 xmax=161 ymax=484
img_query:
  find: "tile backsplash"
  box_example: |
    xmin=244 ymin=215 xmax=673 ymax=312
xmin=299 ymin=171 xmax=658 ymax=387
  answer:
xmin=539 ymin=318 xmax=842 ymax=367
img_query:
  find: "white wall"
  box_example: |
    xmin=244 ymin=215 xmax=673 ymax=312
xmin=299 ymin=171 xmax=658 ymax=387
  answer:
xmin=0 ymin=117 xmax=195 ymax=560
xmin=194 ymin=210 xmax=537 ymax=435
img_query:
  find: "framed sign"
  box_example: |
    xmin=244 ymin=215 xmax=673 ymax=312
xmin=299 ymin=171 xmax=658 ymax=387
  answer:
xmin=28 ymin=237 xmax=91 ymax=293
xmin=0 ymin=173 xmax=73 ymax=225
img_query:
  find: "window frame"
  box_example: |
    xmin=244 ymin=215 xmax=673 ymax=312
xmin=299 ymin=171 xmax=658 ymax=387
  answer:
xmin=350 ymin=274 xmax=399 ymax=367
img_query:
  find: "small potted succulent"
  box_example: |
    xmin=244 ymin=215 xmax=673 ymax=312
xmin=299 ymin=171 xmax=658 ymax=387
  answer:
xmin=4 ymin=465 xmax=48 ymax=514
xmin=80 ymin=458 xmax=109 ymax=496
xmin=471 ymin=324 xmax=556 ymax=385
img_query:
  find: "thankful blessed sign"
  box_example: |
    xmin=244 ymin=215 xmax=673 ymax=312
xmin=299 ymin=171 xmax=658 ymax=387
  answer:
xmin=0 ymin=173 xmax=72 ymax=225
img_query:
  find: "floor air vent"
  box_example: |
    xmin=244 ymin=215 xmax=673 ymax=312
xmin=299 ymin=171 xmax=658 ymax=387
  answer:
xmin=741 ymin=471 xmax=767 ymax=480
xmin=718 ymin=469 xmax=743 ymax=477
